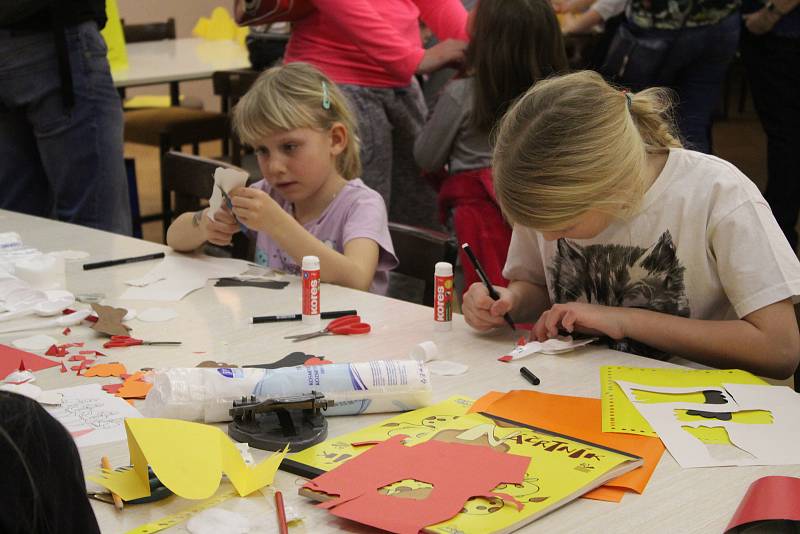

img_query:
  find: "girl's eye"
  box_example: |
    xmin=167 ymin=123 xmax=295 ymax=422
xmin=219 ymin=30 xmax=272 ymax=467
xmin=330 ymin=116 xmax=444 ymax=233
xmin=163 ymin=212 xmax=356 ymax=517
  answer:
xmin=254 ymin=147 xmax=268 ymax=156
xmin=283 ymin=144 xmax=297 ymax=152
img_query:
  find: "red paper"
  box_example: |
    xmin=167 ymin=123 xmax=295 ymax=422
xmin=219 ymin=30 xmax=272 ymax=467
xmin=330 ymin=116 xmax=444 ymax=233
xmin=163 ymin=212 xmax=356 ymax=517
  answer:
xmin=725 ymin=476 xmax=800 ymax=533
xmin=304 ymin=435 xmax=529 ymax=534
xmin=46 ymin=345 xmax=68 ymax=357
xmin=68 ymin=355 xmax=86 ymax=362
xmin=62 ymin=327 xmax=71 ymax=335
xmin=0 ymin=344 xmax=60 ymax=379
xmin=102 ymin=383 xmax=124 ymax=394
xmin=59 ymin=362 xmax=67 ymax=373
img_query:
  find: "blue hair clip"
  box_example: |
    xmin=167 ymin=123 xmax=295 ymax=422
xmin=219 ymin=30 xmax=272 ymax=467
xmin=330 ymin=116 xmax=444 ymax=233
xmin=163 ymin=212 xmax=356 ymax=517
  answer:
xmin=322 ymin=81 xmax=331 ymax=110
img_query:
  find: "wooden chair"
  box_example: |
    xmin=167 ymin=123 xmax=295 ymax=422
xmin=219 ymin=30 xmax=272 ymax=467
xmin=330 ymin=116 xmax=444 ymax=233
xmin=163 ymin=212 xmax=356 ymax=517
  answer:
xmin=212 ymin=69 xmax=260 ymax=166
xmin=162 ymin=151 xmax=254 ymax=260
xmin=388 ymin=222 xmax=458 ymax=307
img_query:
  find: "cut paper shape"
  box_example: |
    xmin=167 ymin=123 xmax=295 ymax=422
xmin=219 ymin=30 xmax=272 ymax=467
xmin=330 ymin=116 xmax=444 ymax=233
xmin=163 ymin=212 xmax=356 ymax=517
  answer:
xmin=62 ymin=327 xmax=70 ymax=335
xmin=3 ymin=369 xmax=35 ymax=384
xmin=426 ymin=360 xmax=469 ymax=376
xmin=102 ymin=383 xmax=123 ymax=395
xmin=0 ymin=344 xmax=60 ymax=379
xmin=137 ymin=307 xmax=178 ymax=322
xmin=88 ymin=418 xmax=287 ymax=501
xmin=192 ymin=7 xmax=249 ymax=45
xmin=209 ymin=167 xmax=249 ymax=222
xmin=303 ymin=435 xmax=528 ymax=534
xmin=498 ymin=336 xmax=597 ymax=362
xmin=12 ymin=334 xmax=58 ymax=351
xmin=615 ymin=381 xmax=800 ymax=467
xmin=117 ymin=379 xmax=152 ymax=399
xmin=725 ymin=476 xmax=800 ymax=533
xmin=83 ymin=362 xmax=127 ymax=377
xmin=90 ymin=303 xmax=130 ymax=336
xmin=601 ymin=366 xmax=767 ymax=436
xmin=470 ymin=389 xmax=665 ymax=502
xmin=242 ymin=352 xmax=322 ymax=369
xmin=46 ymin=344 xmax=68 ymax=357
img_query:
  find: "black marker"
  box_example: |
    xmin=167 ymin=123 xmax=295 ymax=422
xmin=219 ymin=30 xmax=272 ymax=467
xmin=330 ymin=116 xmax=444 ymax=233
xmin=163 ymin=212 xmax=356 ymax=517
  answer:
xmin=461 ymin=243 xmax=516 ymax=330
xmin=83 ymin=252 xmax=166 ymax=271
xmin=520 ymin=367 xmax=540 ymax=386
xmin=250 ymin=310 xmax=357 ymax=324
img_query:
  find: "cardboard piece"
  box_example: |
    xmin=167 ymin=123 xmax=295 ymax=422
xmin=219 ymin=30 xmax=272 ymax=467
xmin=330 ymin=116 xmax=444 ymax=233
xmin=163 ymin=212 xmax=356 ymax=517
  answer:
xmin=83 ymin=362 xmax=127 ymax=377
xmin=725 ymin=476 xmax=800 ymax=533
xmin=90 ymin=303 xmax=131 ymax=337
xmin=89 ymin=418 xmax=286 ymax=501
xmin=304 ymin=435 xmax=528 ymax=534
xmin=0 ymin=344 xmax=60 ymax=379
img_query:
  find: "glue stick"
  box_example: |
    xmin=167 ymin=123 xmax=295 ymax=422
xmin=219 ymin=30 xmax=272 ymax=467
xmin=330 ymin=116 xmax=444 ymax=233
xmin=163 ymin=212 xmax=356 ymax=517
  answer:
xmin=434 ymin=262 xmax=453 ymax=331
xmin=301 ymin=255 xmax=321 ymax=326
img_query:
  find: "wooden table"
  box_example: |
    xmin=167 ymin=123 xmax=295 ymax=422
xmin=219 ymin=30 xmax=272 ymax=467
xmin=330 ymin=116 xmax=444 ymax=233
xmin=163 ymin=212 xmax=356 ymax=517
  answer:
xmin=3 ymin=210 xmax=797 ymax=534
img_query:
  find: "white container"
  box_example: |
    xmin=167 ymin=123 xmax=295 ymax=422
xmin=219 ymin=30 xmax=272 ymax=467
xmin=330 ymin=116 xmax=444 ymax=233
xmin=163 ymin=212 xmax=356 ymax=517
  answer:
xmin=434 ymin=262 xmax=453 ymax=331
xmin=301 ymin=255 xmax=320 ymax=326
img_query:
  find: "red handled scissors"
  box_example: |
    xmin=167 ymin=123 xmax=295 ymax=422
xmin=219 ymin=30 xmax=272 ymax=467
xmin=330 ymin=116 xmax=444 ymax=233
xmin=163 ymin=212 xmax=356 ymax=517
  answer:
xmin=285 ymin=315 xmax=371 ymax=342
xmin=103 ymin=336 xmax=182 ymax=348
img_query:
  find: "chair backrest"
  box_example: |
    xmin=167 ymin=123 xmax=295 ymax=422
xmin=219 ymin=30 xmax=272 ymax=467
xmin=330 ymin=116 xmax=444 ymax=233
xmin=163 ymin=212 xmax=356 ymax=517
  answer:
xmin=162 ymin=151 xmax=255 ymax=260
xmin=388 ymin=222 xmax=458 ymax=307
xmin=212 ymin=69 xmax=260 ymax=166
xmin=121 ymin=18 xmax=176 ymax=43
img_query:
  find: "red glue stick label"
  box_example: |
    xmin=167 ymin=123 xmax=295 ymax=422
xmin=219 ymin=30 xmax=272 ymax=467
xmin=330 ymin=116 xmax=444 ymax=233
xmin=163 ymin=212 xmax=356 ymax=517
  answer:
xmin=302 ymin=269 xmax=320 ymax=316
xmin=434 ymin=275 xmax=453 ymax=323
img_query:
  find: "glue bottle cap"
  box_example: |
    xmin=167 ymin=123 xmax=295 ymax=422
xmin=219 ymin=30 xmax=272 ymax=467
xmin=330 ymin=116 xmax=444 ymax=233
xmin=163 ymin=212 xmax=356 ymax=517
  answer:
xmin=302 ymin=255 xmax=320 ymax=271
xmin=434 ymin=262 xmax=452 ymax=277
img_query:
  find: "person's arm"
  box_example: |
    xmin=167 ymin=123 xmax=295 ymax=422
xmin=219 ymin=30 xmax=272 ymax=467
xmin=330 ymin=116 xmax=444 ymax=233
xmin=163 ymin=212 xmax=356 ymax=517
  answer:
xmin=562 ymin=9 xmax=604 ymax=34
xmin=414 ymin=84 xmax=464 ymax=172
xmin=533 ymin=299 xmax=800 ymax=379
xmin=554 ymin=0 xmax=596 ymax=13
xmin=462 ymin=279 xmax=551 ymax=331
xmin=230 ymin=187 xmax=379 ymax=291
xmin=166 ymin=208 xmax=240 ymax=252
xmin=414 ymin=0 xmax=469 ymax=41
xmin=744 ymin=0 xmax=800 ymax=34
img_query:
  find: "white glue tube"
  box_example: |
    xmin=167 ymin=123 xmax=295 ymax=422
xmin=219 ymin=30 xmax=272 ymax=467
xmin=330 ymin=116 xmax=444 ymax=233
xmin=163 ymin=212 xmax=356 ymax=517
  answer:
xmin=434 ymin=262 xmax=453 ymax=331
xmin=301 ymin=255 xmax=320 ymax=326
xmin=141 ymin=360 xmax=432 ymax=423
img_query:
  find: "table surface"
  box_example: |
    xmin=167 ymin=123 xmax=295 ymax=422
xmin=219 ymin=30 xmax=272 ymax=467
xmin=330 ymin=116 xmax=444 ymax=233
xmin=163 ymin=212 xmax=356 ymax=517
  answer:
xmin=111 ymin=37 xmax=250 ymax=88
xmin=2 ymin=209 xmax=797 ymax=534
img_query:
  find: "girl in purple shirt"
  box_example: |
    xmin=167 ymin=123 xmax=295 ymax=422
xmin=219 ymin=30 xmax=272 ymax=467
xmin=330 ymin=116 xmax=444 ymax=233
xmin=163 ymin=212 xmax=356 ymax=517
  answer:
xmin=166 ymin=63 xmax=397 ymax=294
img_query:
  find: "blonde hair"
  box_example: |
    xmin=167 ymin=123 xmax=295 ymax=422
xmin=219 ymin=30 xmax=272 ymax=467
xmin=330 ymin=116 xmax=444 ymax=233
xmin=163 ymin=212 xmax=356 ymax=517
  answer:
xmin=493 ymin=70 xmax=682 ymax=230
xmin=233 ymin=62 xmax=361 ymax=180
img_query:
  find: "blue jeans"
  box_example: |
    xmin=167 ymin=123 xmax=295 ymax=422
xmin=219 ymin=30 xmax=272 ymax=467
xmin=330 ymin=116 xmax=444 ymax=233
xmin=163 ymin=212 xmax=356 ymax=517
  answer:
xmin=617 ymin=13 xmax=740 ymax=154
xmin=0 ymin=21 xmax=131 ymax=235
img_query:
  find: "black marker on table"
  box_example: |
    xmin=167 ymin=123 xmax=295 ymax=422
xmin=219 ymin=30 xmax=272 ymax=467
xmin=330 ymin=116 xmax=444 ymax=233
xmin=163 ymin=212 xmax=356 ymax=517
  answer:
xmin=83 ymin=252 xmax=166 ymax=271
xmin=461 ymin=243 xmax=516 ymax=330
xmin=520 ymin=366 xmax=541 ymax=386
xmin=250 ymin=310 xmax=357 ymax=324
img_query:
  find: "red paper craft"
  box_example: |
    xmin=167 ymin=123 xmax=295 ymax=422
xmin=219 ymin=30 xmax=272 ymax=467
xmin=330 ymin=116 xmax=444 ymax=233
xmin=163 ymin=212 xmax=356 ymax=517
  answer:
xmin=46 ymin=345 xmax=68 ymax=357
xmin=101 ymin=383 xmax=124 ymax=394
xmin=71 ymin=359 xmax=94 ymax=373
xmin=0 ymin=344 xmax=61 ymax=380
xmin=62 ymin=327 xmax=71 ymax=335
xmin=59 ymin=362 xmax=67 ymax=373
xmin=304 ymin=356 xmax=333 ymax=366
xmin=725 ymin=476 xmax=800 ymax=533
xmin=303 ymin=435 xmax=528 ymax=534
xmin=68 ymin=355 xmax=86 ymax=362
xmin=59 ymin=342 xmax=84 ymax=349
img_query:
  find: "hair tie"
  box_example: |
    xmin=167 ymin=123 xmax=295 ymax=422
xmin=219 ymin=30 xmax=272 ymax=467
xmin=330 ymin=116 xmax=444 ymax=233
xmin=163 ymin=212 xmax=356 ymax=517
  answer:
xmin=622 ymin=89 xmax=633 ymax=111
xmin=321 ymin=81 xmax=331 ymax=110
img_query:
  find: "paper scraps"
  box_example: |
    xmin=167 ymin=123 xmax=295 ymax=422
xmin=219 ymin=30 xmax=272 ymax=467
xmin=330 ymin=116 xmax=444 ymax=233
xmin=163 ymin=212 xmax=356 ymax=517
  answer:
xmin=89 ymin=418 xmax=287 ymax=501
xmin=100 ymin=370 xmax=153 ymax=400
xmin=615 ymin=381 xmax=800 ymax=467
xmin=137 ymin=307 xmax=178 ymax=322
xmin=409 ymin=341 xmax=468 ymax=376
xmin=90 ymin=303 xmax=131 ymax=336
xmin=0 ymin=344 xmax=60 ymax=379
xmin=303 ymin=434 xmax=527 ymax=534
xmin=498 ymin=336 xmax=597 ymax=362
xmin=84 ymin=362 xmax=127 ymax=377
xmin=209 ymin=167 xmax=249 ymax=221
xmin=725 ymin=476 xmax=800 ymax=533
xmin=214 ymin=278 xmax=289 ymax=290
xmin=12 ymin=334 xmax=58 ymax=351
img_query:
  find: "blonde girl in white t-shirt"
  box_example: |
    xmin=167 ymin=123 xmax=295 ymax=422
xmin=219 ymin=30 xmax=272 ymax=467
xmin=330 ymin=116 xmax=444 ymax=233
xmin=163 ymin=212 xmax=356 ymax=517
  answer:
xmin=463 ymin=70 xmax=800 ymax=379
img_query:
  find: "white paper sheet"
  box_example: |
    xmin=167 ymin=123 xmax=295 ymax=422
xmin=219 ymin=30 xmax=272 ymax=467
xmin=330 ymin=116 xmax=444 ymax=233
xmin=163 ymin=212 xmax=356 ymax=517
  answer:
xmin=44 ymin=383 xmax=142 ymax=448
xmin=209 ymin=167 xmax=249 ymax=222
xmin=615 ymin=380 xmax=800 ymax=467
xmin=499 ymin=336 xmax=597 ymax=361
xmin=121 ymin=255 xmax=250 ymax=301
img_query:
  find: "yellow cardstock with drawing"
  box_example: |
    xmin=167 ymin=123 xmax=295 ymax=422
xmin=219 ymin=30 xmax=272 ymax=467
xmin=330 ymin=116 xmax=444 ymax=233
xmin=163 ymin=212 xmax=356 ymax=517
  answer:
xmin=89 ymin=418 xmax=286 ymax=501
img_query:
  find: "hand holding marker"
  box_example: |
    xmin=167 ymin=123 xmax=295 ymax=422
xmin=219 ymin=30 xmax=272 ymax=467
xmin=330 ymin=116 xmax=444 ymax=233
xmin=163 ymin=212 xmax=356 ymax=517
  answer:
xmin=461 ymin=243 xmax=516 ymax=330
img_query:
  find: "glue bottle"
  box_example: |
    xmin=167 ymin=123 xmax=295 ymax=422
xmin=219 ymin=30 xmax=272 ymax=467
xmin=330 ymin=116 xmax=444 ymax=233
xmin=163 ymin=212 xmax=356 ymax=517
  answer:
xmin=301 ymin=255 xmax=321 ymax=326
xmin=434 ymin=262 xmax=453 ymax=331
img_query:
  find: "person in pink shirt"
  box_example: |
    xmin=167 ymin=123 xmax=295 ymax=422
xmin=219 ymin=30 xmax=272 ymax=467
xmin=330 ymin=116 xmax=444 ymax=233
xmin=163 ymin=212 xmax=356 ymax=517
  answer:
xmin=284 ymin=0 xmax=469 ymax=229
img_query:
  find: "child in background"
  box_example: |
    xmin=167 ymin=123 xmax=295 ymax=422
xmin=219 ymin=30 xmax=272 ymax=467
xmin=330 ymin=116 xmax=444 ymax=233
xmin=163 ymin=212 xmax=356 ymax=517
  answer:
xmin=463 ymin=71 xmax=800 ymax=379
xmin=414 ymin=0 xmax=568 ymax=293
xmin=167 ymin=63 xmax=397 ymax=294
xmin=554 ymin=0 xmax=625 ymax=35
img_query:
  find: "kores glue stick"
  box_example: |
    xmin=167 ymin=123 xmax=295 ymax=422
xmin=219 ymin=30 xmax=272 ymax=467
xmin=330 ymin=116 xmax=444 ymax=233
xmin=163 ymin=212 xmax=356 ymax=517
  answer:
xmin=434 ymin=262 xmax=453 ymax=331
xmin=302 ymin=255 xmax=321 ymax=326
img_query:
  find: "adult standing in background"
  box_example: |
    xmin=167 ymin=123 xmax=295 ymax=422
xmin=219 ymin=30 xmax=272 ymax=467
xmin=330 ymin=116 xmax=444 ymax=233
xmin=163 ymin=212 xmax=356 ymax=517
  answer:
xmin=740 ymin=0 xmax=800 ymax=251
xmin=0 ymin=0 xmax=131 ymax=235
xmin=284 ymin=0 xmax=469 ymax=229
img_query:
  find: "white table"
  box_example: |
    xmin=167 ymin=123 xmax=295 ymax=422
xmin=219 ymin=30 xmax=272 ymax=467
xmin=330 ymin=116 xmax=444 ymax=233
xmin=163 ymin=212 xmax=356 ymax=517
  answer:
xmin=3 ymin=210 xmax=797 ymax=534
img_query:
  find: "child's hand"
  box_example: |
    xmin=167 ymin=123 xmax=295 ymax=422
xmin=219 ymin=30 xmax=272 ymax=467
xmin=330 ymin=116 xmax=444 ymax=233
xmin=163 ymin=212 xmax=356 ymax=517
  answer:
xmin=532 ymin=302 xmax=626 ymax=341
xmin=463 ymin=282 xmax=516 ymax=331
xmin=417 ymin=39 xmax=467 ymax=74
xmin=229 ymin=187 xmax=280 ymax=233
xmin=202 ymin=208 xmax=240 ymax=246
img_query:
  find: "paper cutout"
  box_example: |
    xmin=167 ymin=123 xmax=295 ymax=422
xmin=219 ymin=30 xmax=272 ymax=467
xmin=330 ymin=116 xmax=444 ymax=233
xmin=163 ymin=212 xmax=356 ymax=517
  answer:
xmin=71 ymin=360 xmax=95 ymax=373
xmin=304 ymin=435 xmax=528 ymax=534
xmin=83 ymin=362 xmax=127 ymax=377
xmin=2 ymin=369 xmax=34 ymax=384
xmin=427 ymin=360 xmax=469 ymax=376
xmin=89 ymin=418 xmax=286 ymax=501
xmin=59 ymin=362 xmax=67 ymax=373
xmin=498 ymin=336 xmax=597 ymax=362
xmin=725 ymin=476 xmax=800 ymax=533
xmin=242 ymin=352 xmax=328 ymax=369
xmin=137 ymin=307 xmax=178 ymax=323
xmin=90 ymin=303 xmax=130 ymax=336
xmin=117 ymin=379 xmax=152 ymax=399
xmin=12 ymin=334 xmax=57 ymax=351
xmin=471 ymin=390 xmax=665 ymax=502
xmin=46 ymin=344 xmax=68 ymax=357
xmin=121 ymin=255 xmax=249 ymax=301
xmin=214 ymin=278 xmax=289 ymax=290
xmin=62 ymin=327 xmax=70 ymax=335
xmin=601 ymin=366 xmax=767 ymax=436
xmin=192 ymin=7 xmax=249 ymax=45
xmin=615 ymin=381 xmax=800 ymax=467
xmin=209 ymin=167 xmax=249 ymax=222
xmin=102 ymin=383 xmax=123 ymax=395
xmin=0 ymin=344 xmax=59 ymax=379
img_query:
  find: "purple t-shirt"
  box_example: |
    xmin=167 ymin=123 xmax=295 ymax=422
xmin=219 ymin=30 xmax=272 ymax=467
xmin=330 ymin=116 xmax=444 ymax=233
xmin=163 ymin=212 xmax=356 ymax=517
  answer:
xmin=251 ymin=178 xmax=398 ymax=294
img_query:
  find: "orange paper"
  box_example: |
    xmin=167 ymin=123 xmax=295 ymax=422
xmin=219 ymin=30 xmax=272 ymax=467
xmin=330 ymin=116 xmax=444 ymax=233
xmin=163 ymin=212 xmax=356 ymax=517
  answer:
xmin=83 ymin=362 xmax=127 ymax=377
xmin=471 ymin=390 xmax=665 ymax=501
xmin=117 ymin=380 xmax=152 ymax=399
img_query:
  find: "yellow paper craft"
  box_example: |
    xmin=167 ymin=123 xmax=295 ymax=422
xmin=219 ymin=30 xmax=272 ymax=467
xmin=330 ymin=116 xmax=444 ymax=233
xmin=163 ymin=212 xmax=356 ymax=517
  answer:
xmin=100 ymin=0 xmax=128 ymax=71
xmin=192 ymin=7 xmax=249 ymax=45
xmin=89 ymin=418 xmax=286 ymax=501
xmin=601 ymin=366 xmax=767 ymax=436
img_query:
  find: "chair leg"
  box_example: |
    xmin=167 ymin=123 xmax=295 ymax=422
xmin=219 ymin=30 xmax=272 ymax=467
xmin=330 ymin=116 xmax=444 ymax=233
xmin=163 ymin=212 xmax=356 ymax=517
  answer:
xmin=170 ymin=81 xmax=180 ymax=107
xmin=160 ymin=137 xmax=172 ymax=243
xmin=192 ymin=142 xmax=200 ymax=155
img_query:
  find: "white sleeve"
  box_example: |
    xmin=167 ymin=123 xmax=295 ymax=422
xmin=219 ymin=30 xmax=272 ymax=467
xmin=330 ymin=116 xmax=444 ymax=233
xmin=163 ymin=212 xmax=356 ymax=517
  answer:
xmin=502 ymin=225 xmax=548 ymax=285
xmin=591 ymin=0 xmax=627 ymax=20
xmin=709 ymin=200 xmax=800 ymax=318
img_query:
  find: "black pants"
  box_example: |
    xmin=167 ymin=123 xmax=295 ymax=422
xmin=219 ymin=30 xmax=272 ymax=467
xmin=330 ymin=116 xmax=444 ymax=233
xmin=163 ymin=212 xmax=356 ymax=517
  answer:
xmin=741 ymin=30 xmax=800 ymax=251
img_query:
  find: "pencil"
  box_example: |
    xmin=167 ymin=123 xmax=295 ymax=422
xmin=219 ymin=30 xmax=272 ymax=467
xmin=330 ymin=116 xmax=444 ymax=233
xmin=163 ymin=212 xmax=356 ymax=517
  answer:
xmin=461 ymin=243 xmax=516 ymax=330
xmin=83 ymin=252 xmax=165 ymax=271
xmin=101 ymin=456 xmax=124 ymax=511
xmin=275 ymin=490 xmax=289 ymax=534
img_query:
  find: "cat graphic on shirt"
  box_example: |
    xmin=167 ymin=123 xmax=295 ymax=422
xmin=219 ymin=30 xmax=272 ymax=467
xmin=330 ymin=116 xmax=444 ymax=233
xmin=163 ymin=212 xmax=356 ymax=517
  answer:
xmin=549 ymin=230 xmax=690 ymax=357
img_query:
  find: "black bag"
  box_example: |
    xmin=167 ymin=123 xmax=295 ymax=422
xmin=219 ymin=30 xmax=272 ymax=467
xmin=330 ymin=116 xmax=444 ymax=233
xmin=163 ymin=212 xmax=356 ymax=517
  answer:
xmin=600 ymin=25 xmax=674 ymax=88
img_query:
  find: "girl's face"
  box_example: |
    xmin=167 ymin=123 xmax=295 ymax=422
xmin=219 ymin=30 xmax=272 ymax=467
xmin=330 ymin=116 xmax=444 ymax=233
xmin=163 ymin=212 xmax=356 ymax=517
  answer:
xmin=539 ymin=210 xmax=612 ymax=241
xmin=253 ymin=125 xmax=346 ymax=203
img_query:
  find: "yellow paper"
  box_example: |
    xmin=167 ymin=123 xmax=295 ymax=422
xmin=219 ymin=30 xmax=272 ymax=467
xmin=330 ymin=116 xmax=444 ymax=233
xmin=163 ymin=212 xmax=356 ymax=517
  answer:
xmin=100 ymin=0 xmax=128 ymax=71
xmin=601 ymin=366 xmax=767 ymax=436
xmin=192 ymin=7 xmax=249 ymax=45
xmin=89 ymin=418 xmax=286 ymax=501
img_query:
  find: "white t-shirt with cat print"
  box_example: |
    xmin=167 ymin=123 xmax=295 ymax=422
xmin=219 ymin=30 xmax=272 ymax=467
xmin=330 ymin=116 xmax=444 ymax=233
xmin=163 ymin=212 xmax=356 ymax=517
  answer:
xmin=503 ymin=148 xmax=800 ymax=331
